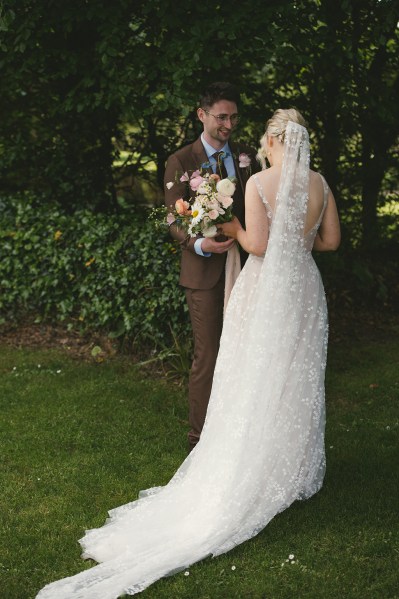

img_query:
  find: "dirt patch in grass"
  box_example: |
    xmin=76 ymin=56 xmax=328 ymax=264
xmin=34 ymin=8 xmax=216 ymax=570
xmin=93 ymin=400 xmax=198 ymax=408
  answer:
xmin=0 ymin=306 xmax=397 ymax=362
xmin=0 ymin=321 xmax=117 ymax=361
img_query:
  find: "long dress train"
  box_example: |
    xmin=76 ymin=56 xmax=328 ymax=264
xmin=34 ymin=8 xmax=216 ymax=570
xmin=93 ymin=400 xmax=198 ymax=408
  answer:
xmin=36 ymin=122 xmax=329 ymax=598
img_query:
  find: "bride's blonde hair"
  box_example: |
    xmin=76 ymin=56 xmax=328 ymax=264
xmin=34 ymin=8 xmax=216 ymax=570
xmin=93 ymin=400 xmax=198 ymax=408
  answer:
xmin=257 ymin=108 xmax=307 ymax=168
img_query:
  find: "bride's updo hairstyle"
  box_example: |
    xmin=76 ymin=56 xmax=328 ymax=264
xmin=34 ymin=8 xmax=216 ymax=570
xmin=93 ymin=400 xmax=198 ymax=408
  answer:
xmin=257 ymin=108 xmax=307 ymax=168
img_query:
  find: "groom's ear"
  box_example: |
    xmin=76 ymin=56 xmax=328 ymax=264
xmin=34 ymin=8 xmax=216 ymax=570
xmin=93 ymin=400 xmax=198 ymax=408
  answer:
xmin=197 ymin=107 xmax=205 ymax=123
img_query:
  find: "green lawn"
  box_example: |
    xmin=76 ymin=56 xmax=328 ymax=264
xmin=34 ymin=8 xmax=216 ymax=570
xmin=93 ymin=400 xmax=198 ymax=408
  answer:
xmin=0 ymin=337 xmax=397 ymax=599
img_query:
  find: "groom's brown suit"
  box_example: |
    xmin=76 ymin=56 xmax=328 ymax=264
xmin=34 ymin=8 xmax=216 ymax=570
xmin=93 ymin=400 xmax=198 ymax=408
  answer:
xmin=164 ymin=137 xmax=257 ymax=448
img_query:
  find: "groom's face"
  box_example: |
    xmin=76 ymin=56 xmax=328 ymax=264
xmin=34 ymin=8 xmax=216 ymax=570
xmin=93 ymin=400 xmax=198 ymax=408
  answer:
xmin=198 ymin=100 xmax=238 ymax=148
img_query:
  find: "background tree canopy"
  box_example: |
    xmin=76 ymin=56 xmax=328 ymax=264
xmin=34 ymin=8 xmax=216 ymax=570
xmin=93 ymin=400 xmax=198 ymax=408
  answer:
xmin=0 ymin=0 xmax=398 ymax=339
xmin=1 ymin=0 xmax=398 ymax=242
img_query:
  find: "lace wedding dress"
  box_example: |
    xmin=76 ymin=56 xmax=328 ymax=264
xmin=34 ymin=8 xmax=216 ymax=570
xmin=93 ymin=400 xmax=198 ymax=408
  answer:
xmin=36 ymin=122 xmax=329 ymax=598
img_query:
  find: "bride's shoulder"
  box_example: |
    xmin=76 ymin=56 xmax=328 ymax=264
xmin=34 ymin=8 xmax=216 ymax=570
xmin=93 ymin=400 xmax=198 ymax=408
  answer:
xmin=309 ymin=171 xmax=330 ymax=204
xmin=310 ymin=169 xmax=327 ymax=187
xmin=250 ymin=167 xmax=281 ymax=187
xmin=309 ymin=169 xmax=326 ymax=181
xmin=250 ymin=168 xmax=276 ymax=181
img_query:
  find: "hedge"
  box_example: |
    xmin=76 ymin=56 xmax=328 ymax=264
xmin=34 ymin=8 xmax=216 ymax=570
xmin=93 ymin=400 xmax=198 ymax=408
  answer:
xmin=1 ymin=195 xmax=397 ymax=350
xmin=0 ymin=195 xmax=190 ymax=346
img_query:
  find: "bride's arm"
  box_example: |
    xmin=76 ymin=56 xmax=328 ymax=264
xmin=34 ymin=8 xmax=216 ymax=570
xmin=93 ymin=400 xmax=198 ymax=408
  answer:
xmin=312 ymin=190 xmax=341 ymax=251
xmin=218 ymin=178 xmax=269 ymax=257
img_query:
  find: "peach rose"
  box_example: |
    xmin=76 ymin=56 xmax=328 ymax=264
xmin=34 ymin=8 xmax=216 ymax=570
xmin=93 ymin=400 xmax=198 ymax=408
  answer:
xmin=175 ymin=199 xmax=191 ymax=215
xmin=208 ymin=173 xmax=221 ymax=184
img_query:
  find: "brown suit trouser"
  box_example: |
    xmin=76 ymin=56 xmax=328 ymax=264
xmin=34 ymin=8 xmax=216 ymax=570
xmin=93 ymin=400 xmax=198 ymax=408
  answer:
xmin=184 ymin=271 xmax=224 ymax=449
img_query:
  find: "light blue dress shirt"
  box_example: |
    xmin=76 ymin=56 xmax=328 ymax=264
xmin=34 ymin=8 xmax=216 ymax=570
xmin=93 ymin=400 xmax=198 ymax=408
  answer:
xmin=194 ymin=135 xmax=236 ymax=257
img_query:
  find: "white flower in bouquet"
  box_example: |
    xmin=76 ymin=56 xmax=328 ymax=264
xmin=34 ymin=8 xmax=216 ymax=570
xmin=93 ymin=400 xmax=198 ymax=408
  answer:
xmin=197 ymin=181 xmax=211 ymax=195
xmin=203 ymin=225 xmax=218 ymax=237
xmin=217 ymin=178 xmax=236 ymax=197
xmin=191 ymin=203 xmax=205 ymax=225
xmin=161 ymin=170 xmax=236 ymax=239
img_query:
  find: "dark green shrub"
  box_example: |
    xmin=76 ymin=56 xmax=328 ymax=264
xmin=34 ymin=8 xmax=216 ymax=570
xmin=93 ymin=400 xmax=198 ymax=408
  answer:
xmin=0 ymin=194 xmax=190 ymax=346
xmin=1 ymin=195 xmax=397 ymax=351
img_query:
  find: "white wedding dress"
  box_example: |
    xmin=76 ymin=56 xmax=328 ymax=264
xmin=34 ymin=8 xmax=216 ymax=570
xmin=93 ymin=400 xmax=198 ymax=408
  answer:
xmin=37 ymin=123 xmax=329 ymax=599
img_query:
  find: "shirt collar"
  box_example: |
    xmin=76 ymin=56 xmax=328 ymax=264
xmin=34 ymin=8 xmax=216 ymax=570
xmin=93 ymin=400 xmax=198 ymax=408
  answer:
xmin=201 ymin=133 xmax=231 ymax=159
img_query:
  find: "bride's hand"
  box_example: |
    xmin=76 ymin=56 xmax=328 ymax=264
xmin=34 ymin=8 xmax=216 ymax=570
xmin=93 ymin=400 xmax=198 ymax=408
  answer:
xmin=217 ymin=216 xmax=243 ymax=239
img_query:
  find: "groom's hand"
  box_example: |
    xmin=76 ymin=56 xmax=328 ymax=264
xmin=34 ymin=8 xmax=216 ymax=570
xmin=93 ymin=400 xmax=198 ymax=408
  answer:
xmin=201 ymin=237 xmax=235 ymax=254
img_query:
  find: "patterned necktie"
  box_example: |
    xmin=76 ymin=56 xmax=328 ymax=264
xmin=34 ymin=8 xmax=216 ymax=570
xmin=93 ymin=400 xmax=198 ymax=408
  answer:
xmin=212 ymin=151 xmax=228 ymax=180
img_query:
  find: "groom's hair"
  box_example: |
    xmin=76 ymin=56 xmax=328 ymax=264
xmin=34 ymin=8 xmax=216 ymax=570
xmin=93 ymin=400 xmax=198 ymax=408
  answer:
xmin=199 ymin=82 xmax=240 ymax=109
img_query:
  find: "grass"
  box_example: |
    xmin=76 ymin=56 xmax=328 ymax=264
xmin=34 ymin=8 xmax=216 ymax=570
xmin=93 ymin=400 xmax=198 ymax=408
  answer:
xmin=0 ymin=336 xmax=397 ymax=599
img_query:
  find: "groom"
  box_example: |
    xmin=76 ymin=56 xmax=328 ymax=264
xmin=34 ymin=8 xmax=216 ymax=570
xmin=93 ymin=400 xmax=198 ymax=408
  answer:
xmin=164 ymin=82 xmax=258 ymax=452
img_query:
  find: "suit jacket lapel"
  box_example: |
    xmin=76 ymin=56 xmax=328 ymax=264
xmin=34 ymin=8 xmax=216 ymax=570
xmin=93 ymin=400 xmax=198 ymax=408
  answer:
xmin=230 ymin=142 xmax=246 ymax=197
xmin=192 ymin=138 xmax=213 ymax=175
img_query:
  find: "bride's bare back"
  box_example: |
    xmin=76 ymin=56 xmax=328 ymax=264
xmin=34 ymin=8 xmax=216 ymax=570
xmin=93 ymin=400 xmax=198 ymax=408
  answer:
xmin=224 ymin=166 xmax=340 ymax=257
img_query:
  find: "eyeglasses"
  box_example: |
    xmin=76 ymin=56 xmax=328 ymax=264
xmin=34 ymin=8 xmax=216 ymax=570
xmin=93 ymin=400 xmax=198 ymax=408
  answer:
xmin=203 ymin=110 xmax=240 ymax=126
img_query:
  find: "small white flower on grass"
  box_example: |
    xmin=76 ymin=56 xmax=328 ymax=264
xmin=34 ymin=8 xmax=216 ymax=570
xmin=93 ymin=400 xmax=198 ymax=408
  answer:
xmin=329 ymin=445 xmax=334 ymax=449
xmin=56 ymin=369 xmax=62 ymax=374
xmin=37 ymin=364 xmax=41 ymax=368
xmin=12 ymin=366 xmax=17 ymax=371
xmin=291 ymin=560 xmax=296 ymax=564
xmin=184 ymin=571 xmax=190 ymax=576
xmin=231 ymin=565 xmax=236 ymax=571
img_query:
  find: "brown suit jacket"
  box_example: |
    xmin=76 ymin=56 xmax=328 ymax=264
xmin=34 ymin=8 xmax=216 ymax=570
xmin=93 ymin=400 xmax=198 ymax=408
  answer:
xmin=164 ymin=137 xmax=258 ymax=290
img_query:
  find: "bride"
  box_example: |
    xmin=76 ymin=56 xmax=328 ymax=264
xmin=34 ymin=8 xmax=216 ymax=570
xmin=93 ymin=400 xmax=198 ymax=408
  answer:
xmin=36 ymin=108 xmax=341 ymax=598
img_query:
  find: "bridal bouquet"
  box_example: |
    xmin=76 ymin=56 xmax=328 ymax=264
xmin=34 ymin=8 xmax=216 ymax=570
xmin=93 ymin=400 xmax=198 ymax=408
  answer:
xmin=166 ymin=171 xmax=236 ymax=238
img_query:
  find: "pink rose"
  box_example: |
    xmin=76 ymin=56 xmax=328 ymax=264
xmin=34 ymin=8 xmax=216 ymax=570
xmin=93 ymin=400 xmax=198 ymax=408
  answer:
xmin=208 ymin=209 xmax=219 ymax=220
xmin=175 ymin=199 xmax=191 ymax=215
xmin=219 ymin=195 xmax=233 ymax=209
xmin=180 ymin=172 xmax=190 ymax=182
xmin=190 ymin=175 xmax=204 ymax=191
xmin=191 ymin=169 xmax=201 ymax=178
xmin=166 ymin=213 xmax=176 ymax=224
xmin=238 ymin=153 xmax=251 ymax=168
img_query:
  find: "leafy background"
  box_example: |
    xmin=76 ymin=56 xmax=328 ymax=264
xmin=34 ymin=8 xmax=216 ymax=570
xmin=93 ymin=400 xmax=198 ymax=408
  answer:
xmin=0 ymin=0 xmax=398 ymax=345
